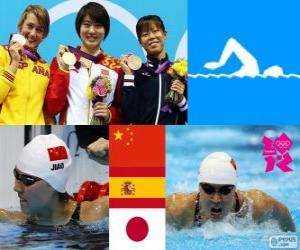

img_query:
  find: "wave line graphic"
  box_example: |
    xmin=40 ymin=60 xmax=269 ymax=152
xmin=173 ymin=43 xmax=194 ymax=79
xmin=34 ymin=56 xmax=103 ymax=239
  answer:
xmin=188 ymin=73 xmax=300 ymax=79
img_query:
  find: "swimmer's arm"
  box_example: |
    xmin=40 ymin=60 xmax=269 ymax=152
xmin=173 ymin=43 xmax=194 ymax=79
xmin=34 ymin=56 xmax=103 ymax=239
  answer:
xmin=166 ymin=192 xmax=196 ymax=230
xmin=250 ymin=190 xmax=296 ymax=232
xmin=0 ymin=209 xmax=26 ymax=223
xmin=87 ymin=137 xmax=109 ymax=158
xmin=272 ymin=201 xmax=296 ymax=232
xmin=80 ymin=196 xmax=108 ymax=224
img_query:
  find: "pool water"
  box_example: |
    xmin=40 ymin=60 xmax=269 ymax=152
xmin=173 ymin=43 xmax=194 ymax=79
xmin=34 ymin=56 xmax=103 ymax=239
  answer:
xmin=166 ymin=126 xmax=300 ymax=250
xmin=0 ymin=218 xmax=108 ymax=249
xmin=167 ymin=211 xmax=300 ymax=250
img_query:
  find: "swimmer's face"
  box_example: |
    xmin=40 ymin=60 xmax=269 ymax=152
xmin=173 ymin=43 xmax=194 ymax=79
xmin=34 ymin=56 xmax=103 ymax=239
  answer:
xmin=19 ymin=13 xmax=46 ymax=51
xmin=199 ymin=183 xmax=236 ymax=222
xmin=139 ymin=22 xmax=166 ymax=59
xmin=80 ymin=15 xmax=105 ymax=51
xmin=14 ymin=168 xmax=56 ymax=215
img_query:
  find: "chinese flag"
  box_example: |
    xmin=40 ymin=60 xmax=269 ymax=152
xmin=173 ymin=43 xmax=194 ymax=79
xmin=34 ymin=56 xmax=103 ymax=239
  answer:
xmin=47 ymin=146 xmax=68 ymax=161
xmin=109 ymin=125 xmax=165 ymax=167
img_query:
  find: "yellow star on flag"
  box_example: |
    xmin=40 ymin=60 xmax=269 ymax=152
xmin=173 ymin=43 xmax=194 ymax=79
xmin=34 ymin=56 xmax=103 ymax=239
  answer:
xmin=114 ymin=129 xmax=123 ymax=141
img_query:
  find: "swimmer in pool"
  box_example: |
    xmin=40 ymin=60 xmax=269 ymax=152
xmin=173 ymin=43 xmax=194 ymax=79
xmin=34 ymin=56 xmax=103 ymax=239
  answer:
xmin=0 ymin=134 xmax=108 ymax=226
xmin=166 ymin=152 xmax=296 ymax=232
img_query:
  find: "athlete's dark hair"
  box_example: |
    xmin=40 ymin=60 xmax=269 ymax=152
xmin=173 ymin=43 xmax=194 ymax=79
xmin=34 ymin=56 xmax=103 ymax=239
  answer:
xmin=75 ymin=2 xmax=110 ymax=39
xmin=136 ymin=15 xmax=166 ymax=42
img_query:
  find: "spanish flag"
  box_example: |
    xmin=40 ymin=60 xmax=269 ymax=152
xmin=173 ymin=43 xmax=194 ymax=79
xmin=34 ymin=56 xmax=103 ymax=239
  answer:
xmin=110 ymin=125 xmax=165 ymax=250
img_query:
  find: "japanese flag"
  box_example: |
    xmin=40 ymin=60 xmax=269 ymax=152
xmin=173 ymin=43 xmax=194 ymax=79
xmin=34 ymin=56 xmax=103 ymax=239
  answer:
xmin=110 ymin=208 xmax=165 ymax=250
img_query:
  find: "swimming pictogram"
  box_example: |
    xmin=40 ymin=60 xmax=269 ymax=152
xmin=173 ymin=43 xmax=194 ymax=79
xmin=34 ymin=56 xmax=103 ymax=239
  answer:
xmin=190 ymin=38 xmax=300 ymax=79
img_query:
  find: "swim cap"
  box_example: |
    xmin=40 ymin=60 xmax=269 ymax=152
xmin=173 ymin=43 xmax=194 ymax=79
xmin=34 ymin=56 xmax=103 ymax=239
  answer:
xmin=16 ymin=134 xmax=72 ymax=193
xmin=198 ymin=152 xmax=237 ymax=185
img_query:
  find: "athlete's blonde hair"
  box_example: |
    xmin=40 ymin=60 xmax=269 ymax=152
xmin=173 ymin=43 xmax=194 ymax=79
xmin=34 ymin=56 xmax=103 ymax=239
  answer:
xmin=18 ymin=5 xmax=50 ymax=38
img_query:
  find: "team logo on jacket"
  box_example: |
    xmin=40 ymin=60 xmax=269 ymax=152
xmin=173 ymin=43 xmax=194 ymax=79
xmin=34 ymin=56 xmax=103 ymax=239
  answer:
xmin=101 ymin=69 xmax=109 ymax=75
xmin=32 ymin=65 xmax=49 ymax=78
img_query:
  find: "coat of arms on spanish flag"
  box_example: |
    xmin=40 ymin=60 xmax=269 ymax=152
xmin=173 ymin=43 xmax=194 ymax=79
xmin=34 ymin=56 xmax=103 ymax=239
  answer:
xmin=109 ymin=125 xmax=165 ymax=250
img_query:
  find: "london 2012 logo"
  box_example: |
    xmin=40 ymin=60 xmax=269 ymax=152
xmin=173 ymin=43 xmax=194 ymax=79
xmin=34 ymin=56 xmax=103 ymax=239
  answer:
xmin=262 ymin=133 xmax=293 ymax=172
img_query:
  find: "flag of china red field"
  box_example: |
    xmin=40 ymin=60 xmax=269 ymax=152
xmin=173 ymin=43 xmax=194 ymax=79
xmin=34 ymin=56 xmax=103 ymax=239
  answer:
xmin=109 ymin=125 xmax=166 ymax=250
xmin=47 ymin=146 xmax=68 ymax=161
xmin=109 ymin=125 xmax=165 ymax=167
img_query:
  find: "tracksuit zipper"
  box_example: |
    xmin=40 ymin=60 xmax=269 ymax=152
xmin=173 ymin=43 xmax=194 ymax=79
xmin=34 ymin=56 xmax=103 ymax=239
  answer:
xmin=154 ymin=72 xmax=162 ymax=125
xmin=87 ymin=66 xmax=92 ymax=124
xmin=154 ymin=59 xmax=164 ymax=125
xmin=25 ymin=59 xmax=31 ymax=123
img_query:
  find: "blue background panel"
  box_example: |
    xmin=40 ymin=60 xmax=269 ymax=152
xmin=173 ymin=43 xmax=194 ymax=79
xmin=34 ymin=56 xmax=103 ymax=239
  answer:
xmin=189 ymin=0 xmax=300 ymax=124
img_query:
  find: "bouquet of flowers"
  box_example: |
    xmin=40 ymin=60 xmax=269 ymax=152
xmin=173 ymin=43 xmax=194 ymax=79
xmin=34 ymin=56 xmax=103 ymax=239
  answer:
xmin=162 ymin=58 xmax=188 ymax=112
xmin=87 ymin=75 xmax=112 ymax=125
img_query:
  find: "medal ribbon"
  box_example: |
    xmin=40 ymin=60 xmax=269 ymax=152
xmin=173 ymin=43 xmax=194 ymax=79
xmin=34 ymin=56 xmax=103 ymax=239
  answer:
xmin=23 ymin=49 xmax=39 ymax=61
xmin=144 ymin=59 xmax=170 ymax=74
xmin=68 ymin=46 xmax=100 ymax=63
xmin=154 ymin=60 xmax=171 ymax=74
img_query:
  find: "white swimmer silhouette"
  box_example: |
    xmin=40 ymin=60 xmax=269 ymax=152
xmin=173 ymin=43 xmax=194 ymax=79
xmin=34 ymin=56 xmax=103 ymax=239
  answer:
xmin=203 ymin=37 xmax=285 ymax=78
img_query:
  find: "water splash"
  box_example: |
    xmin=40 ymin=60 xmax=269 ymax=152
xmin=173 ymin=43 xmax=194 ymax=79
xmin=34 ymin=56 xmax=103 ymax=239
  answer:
xmin=167 ymin=217 xmax=289 ymax=250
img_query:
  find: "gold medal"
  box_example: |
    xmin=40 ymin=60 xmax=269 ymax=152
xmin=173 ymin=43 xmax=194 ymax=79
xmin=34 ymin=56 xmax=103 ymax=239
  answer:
xmin=11 ymin=34 xmax=26 ymax=46
xmin=62 ymin=52 xmax=76 ymax=66
xmin=127 ymin=55 xmax=142 ymax=70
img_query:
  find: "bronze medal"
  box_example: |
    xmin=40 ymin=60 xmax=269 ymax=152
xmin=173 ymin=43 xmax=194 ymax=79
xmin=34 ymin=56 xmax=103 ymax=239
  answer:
xmin=127 ymin=55 xmax=142 ymax=70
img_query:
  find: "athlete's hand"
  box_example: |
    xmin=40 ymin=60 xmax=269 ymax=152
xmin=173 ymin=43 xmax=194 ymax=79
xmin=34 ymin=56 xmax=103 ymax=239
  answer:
xmin=56 ymin=45 xmax=69 ymax=71
xmin=93 ymin=102 xmax=110 ymax=122
xmin=87 ymin=137 xmax=109 ymax=158
xmin=8 ymin=41 xmax=23 ymax=73
xmin=120 ymin=54 xmax=134 ymax=75
xmin=170 ymin=79 xmax=185 ymax=102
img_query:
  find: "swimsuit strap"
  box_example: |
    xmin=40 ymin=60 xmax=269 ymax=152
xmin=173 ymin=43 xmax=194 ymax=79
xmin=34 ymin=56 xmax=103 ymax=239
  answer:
xmin=194 ymin=192 xmax=202 ymax=227
xmin=71 ymin=203 xmax=81 ymax=221
xmin=235 ymin=192 xmax=241 ymax=213
xmin=56 ymin=203 xmax=81 ymax=228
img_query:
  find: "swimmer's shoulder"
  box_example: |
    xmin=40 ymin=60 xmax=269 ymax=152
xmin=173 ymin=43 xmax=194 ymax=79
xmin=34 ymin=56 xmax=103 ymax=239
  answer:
xmin=240 ymin=189 xmax=295 ymax=232
xmin=241 ymin=189 xmax=288 ymax=217
xmin=239 ymin=189 xmax=274 ymax=214
xmin=80 ymin=196 xmax=108 ymax=224
xmin=239 ymin=189 xmax=269 ymax=201
xmin=0 ymin=209 xmax=26 ymax=224
xmin=167 ymin=192 xmax=197 ymax=210
xmin=242 ymin=189 xmax=281 ymax=207
xmin=166 ymin=192 xmax=197 ymax=229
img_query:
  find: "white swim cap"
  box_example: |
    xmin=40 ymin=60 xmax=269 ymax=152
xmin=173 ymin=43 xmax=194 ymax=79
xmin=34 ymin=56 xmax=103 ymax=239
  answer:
xmin=198 ymin=152 xmax=237 ymax=185
xmin=16 ymin=134 xmax=72 ymax=193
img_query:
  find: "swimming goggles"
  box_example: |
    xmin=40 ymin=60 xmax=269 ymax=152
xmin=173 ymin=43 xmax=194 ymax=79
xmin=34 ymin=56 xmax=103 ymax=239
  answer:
xmin=200 ymin=183 xmax=234 ymax=195
xmin=14 ymin=168 xmax=41 ymax=186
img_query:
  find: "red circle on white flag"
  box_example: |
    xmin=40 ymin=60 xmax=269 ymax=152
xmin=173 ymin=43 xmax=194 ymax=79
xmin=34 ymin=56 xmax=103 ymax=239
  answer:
xmin=126 ymin=216 xmax=149 ymax=241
